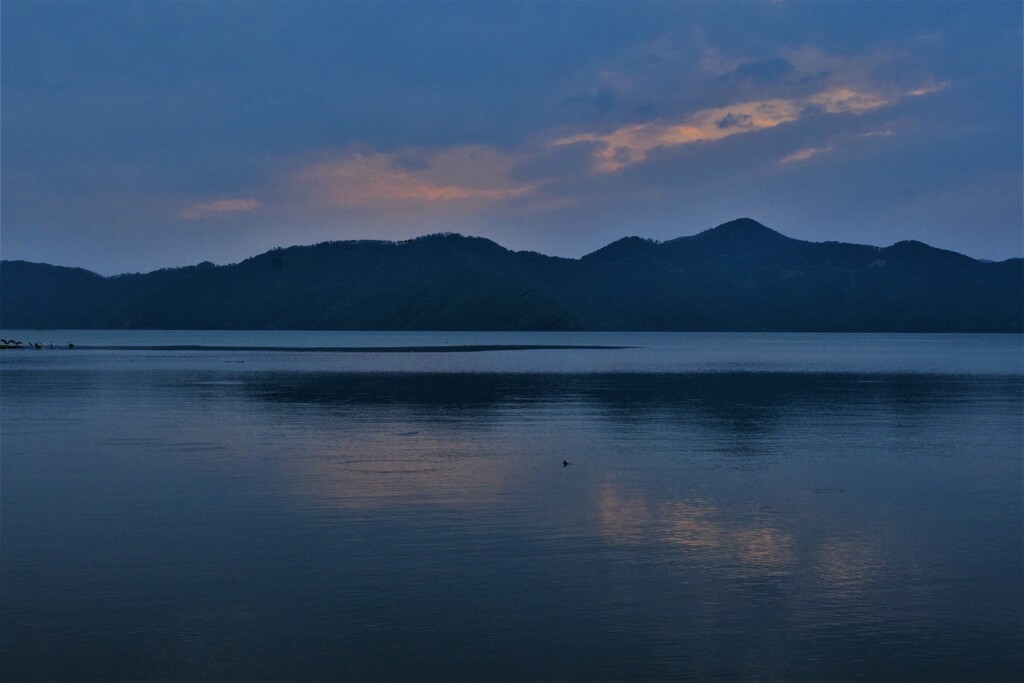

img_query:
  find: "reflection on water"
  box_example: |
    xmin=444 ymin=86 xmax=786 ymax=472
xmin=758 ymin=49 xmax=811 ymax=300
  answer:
xmin=2 ymin=348 xmax=1022 ymax=681
xmin=596 ymin=488 xmax=797 ymax=577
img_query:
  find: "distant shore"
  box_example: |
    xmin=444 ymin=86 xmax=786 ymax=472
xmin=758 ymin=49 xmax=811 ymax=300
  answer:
xmin=39 ymin=344 xmax=631 ymax=353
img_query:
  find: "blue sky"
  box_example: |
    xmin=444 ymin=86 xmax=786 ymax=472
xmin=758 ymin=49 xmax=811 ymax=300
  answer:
xmin=2 ymin=1 xmax=1021 ymax=274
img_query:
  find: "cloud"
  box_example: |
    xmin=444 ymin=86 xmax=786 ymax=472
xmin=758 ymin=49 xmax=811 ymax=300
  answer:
xmin=716 ymin=113 xmax=754 ymax=129
xmin=779 ymin=146 xmax=833 ymax=164
xmin=180 ymin=198 xmax=262 ymax=220
xmin=805 ymin=88 xmax=891 ymax=114
xmin=908 ymin=82 xmax=950 ymax=97
xmin=554 ymin=97 xmax=806 ymax=172
xmin=552 ymin=83 xmax=927 ymax=172
xmin=297 ymin=146 xmax=533 ymax=207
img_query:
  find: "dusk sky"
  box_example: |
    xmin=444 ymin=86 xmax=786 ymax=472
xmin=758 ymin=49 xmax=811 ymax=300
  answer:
xmin=2 ymin=1 xmax=1021 ymax=275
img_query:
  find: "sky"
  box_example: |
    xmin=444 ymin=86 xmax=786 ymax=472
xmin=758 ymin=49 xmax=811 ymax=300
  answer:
xmin=2 ymin=1 xmax=1021 ymax=275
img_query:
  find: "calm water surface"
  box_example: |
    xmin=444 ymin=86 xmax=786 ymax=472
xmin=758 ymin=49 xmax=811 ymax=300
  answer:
xmin=2 ymin=332 xmax=1022 ymax=681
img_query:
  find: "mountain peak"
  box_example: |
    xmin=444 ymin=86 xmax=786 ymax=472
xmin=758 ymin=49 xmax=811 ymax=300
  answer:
xmin=403 ymin=232 xmax=507 ymax=253
xmin=582 ymin=236 xmax=661 ymax=260
xmin=699 ymin=218 xmax=786 ymax=240
xmin=664 ymin=218 xmax=790 ymax=248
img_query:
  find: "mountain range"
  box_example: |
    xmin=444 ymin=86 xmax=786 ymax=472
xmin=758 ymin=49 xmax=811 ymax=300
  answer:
xmin=2 ymin=219 xmax=1021 ymax=331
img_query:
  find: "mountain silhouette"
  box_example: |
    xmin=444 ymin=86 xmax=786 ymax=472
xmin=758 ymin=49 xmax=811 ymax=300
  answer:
xmin=2 ymin=219 xmax=1021 ymax=331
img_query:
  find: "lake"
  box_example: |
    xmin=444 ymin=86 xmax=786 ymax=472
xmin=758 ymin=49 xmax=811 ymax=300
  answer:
xmin=1 ymin=331 xmax=1022 ymax=681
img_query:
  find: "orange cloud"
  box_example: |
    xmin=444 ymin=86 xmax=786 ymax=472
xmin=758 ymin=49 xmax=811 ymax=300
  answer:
xmin=555 ymin=98 xmax=805 ymax=172
xmin=298 ymin=146 xmax=533 ymax=207
xmin=553 ymin=83 xmax=929 ymax=172
xmin=180 ymin=198 xmax=262 ymax=220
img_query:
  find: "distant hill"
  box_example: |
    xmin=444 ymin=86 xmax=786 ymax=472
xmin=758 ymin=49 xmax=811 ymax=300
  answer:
xmin=2 ymin=219 xmax=1021 ymax=331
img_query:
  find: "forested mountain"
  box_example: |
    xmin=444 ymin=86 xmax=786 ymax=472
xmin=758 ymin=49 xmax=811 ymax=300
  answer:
xmin=2 ymin=219 xmax=1021 ymax=331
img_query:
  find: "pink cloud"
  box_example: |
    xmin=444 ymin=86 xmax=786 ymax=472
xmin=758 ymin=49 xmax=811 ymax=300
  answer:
xmin=297 ymin=147 xmax=533 ymax=208
xmin=553 ymin=80 xmax=945 ymax=173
